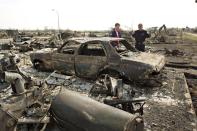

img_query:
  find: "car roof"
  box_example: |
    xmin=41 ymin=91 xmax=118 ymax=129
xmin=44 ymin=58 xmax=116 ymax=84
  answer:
xmin=69 ymin=37 xmax=125 ymax=43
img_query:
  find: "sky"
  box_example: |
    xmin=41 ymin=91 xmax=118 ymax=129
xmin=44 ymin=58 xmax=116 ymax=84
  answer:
xmin=0 ymin=0 xmax=196 ymax=30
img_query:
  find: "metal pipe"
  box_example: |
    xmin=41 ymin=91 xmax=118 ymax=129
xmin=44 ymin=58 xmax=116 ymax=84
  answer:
xmin=4 ymin=72 xmax=25 ymax=94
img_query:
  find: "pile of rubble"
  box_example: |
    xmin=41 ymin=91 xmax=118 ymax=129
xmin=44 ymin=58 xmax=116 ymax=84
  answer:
xmin=46 ymin=72 xmax=145 ymax=115
xmin=0 ymin=30 xmax=67 ymax=53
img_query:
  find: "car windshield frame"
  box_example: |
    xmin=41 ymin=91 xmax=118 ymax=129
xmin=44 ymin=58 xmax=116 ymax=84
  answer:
xmin=110 ymin=39 xmax=137 ymax=55
xmin=58 ymin=40 xmax=80 ymax=53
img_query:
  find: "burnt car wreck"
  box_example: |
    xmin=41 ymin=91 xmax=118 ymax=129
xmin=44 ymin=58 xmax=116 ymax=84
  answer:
xmin=30 ymin=37 xmax=165 ymax=81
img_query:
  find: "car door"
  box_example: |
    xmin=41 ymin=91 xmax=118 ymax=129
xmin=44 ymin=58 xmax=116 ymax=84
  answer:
xmin=75 ymin=41 xmax=108 ymax=78
xmin=51 ymin=41 xmax=78 ymax=75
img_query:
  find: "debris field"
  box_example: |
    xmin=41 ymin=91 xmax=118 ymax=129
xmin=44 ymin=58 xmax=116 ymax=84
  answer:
xmin=0 ymin=29 xmax=197 ymax=131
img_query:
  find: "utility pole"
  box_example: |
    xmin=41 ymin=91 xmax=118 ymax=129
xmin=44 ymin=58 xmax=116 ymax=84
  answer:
xmin=52 ymin=9 xmax=61 ymax=40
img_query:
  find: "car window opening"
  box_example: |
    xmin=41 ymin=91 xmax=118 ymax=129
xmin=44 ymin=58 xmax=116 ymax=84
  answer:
xmin=79 ymin=43 xmax=106 ymax=56
xmin=61 ymin=41 xmax=78 ymax=54
xmin=62 ymin=48 xmax=75 ymax=54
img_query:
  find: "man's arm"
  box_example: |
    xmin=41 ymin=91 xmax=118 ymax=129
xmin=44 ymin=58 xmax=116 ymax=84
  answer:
xmin=145 ymin=31 xmax=150 ymax=38
xmin=132 ymin=31 xmax=136 ymax=38
xmin=111 ymin=30 xmax=116 ymax=37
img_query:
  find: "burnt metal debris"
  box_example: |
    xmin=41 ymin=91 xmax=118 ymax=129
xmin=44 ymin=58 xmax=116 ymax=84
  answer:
xmin=0 ymin=52 xmax=20 ymax=72
xmin=0 ymin=54 xmax=53 ymax=131
xmin=0 ymin=73 xmax=61 ymax=131
xmin=46 ymin=71 xmax=146 ymax=115
xmin=51 ymin=88 xmax=144 ymax=131
xmin=0 ymin=68 xmax=145 ymax=131
xmin=0 ymin=30 xmax=64 ymax=52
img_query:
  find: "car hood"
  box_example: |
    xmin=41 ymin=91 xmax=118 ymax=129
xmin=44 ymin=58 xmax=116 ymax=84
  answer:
xmin=121 ymin=52 xmax=165 ymax=72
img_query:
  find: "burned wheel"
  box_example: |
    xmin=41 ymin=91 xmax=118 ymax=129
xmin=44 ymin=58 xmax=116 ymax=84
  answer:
xmin=33 ymin=60 xmax=44 ymax=70
xmin=98 ymin=70 xmax=121 ymax=79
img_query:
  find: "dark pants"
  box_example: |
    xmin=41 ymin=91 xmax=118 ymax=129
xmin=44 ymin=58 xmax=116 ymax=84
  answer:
xmin=135 ymin=42 xmax=145 ymax=52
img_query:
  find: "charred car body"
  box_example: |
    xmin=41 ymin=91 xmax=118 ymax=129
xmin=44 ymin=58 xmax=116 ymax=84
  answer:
xmin=30 ymin=37 xmax=165 ymax=81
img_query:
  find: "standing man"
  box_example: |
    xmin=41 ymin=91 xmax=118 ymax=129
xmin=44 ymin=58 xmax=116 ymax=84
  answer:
xmin=111 ymin=23 xmax=121 ymax=38
xmin=111 ymin=23 xmax=121 ymax=47
xmin=132 ymin=23 xmax=150 ymax=52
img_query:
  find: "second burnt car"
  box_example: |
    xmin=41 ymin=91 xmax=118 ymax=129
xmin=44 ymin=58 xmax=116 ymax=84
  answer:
xmin=30 ymin=37 xmax=165 ymax=80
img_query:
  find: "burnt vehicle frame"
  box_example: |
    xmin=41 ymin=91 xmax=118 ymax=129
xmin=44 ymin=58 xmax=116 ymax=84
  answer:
xmin=30 ymin=37 xmax=165 ymax=81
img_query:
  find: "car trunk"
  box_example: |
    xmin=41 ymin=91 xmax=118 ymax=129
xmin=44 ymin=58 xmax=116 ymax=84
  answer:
xmin=121 ymin=52 xmax=165 ymax=72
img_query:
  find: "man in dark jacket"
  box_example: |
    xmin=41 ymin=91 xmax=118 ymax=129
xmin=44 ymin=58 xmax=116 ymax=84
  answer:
xmin=111 ymin=23 xmax=121 ymax=38
xmin=111 ymin=23 xmax=121 ymax=47
xmin=132 ymin=24 xmax=150 ymax=52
